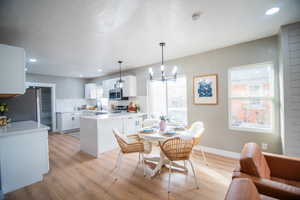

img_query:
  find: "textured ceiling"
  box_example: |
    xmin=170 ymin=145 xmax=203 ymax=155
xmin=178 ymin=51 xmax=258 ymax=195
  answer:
xmin=0 ymin=0 xmax=300 ymax=78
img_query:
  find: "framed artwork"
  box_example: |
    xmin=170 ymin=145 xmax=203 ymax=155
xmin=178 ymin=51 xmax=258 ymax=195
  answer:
xmin=193 ymin=74 xmax=218 ymax=105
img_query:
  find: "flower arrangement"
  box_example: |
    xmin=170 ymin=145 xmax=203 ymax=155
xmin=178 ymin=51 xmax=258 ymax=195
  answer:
xmin=160 ymin=115 xmax=168 ymax=121
xmin=159 ymin=115 xmax=168 ymax=132
xmin=0 ymin=103 xmax=8 ymax=116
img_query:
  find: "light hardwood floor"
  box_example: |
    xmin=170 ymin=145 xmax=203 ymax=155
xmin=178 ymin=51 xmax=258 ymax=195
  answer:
xmin=5 ymin=133 xmax=237 ymax=200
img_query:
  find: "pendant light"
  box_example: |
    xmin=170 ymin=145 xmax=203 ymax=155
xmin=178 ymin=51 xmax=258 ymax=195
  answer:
xmin=115 ymin=60 xmax=124 ymax=88
xmin=148 ymin=42 xmax=177 ymax=81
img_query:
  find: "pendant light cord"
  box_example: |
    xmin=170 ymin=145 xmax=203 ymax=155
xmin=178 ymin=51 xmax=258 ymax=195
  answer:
xmin=118 ymin=61 xmax=122 ymax=81
xmin=162 ymin=44 xmax=164 ymax=65
xmin=160 ymin=42 xmax=165 ymax=65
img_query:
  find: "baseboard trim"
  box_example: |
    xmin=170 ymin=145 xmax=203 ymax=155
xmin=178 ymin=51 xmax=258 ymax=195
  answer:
xmin=194 ymin=145 xmax=240 ymax=159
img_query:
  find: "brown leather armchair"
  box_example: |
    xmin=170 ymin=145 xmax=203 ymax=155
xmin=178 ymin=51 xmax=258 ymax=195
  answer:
xmin=233 ymin=143 xmax=300 ymax=200
xmin=225 ymin=178 xmax=277 ymax=200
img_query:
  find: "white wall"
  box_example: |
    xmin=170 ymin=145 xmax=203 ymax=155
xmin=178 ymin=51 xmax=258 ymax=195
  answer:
xmin=26 ymin=73 xmax=86 ymax=99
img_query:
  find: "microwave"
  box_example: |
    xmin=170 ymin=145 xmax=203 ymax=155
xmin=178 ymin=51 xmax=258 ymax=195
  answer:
xmin=109 ymin=88 xmax=128 ymax=100
xmin=109 ymin=88 xmax=122 ymax=100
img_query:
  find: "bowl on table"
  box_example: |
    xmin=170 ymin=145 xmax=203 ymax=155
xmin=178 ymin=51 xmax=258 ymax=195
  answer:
xmin=140 ymin=128 xmax=154 ymax=134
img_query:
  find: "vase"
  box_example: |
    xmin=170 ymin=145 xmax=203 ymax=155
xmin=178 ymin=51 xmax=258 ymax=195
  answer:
xmin=159 ymin=120 xmax=167 ymax=132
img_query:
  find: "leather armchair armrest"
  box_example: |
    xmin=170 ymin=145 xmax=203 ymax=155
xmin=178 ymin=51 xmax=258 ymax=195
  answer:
xmin=233 ymin=172 xmax=300 ymax=200
xmin=263 ymin=152 xmax=300 ymax=181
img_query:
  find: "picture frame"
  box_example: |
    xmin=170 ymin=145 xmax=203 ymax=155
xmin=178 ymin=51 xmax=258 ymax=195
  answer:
xmin=193 ymin=74 xmax=218 ymax=105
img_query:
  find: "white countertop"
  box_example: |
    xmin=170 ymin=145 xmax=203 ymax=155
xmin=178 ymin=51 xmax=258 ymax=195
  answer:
xmin=56 ymin=110 xmax=105 ymax=114
xmin=0 ymin=120 xmax=49 ymax=137
xmin=56 ymin=111 xmax=83 ymax=114
xmin=80 ymin=112 xmax=147 ymax=120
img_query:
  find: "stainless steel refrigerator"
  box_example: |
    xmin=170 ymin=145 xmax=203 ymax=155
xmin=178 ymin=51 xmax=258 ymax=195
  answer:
xmin=0 ymin=87 xmax=52 ymax=131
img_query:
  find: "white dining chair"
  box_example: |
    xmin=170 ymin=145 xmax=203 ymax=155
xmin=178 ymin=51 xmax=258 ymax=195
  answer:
xmin=186 ymin=121 xmax=208 ymax=165
xmin=112 ymin=129 xmax=148 ymax=180
xmin=160 ymin=137 xmax=199 ymax=193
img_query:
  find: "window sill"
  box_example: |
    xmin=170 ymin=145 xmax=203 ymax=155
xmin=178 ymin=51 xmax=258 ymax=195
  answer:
xmin=229 ymin=126 xmax=274 ymax=134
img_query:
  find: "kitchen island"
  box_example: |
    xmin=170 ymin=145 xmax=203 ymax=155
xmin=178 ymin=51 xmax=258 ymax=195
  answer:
xmin=0 ymin=121 xmax=49 ymax=194
xmin=80 ymin=112 xmax=146 ymax=158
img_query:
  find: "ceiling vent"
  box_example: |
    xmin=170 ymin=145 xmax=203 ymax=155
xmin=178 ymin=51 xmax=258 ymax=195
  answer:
xmin=192 ymin=12 xmax=202 ymax=21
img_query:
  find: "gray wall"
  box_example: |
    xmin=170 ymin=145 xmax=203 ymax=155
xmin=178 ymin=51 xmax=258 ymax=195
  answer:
xmin=26 ymin=73 xmax=86 ymax=99
xmin=91 ymin=36 xmax=282 ymax=154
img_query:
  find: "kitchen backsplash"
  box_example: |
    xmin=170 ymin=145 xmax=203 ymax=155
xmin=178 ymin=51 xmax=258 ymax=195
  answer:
xmin=56 ymin=96 xmax=147 ymax=113
xmin=109 ymin=96 xmax=147 ymax=113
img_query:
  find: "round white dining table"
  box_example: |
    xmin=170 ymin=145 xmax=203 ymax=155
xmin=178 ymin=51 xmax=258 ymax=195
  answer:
xmin=138 ymin=128 xmax=189 ymax=178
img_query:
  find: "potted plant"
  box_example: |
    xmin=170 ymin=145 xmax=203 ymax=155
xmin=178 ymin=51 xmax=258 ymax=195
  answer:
xmin=159 ymin=115 xmax=168 ymax=132
xmin=0 ymin=103 xmax=8 ymax=127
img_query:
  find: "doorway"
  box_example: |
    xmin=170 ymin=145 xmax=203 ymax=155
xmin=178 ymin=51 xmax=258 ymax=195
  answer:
xmin=26 ymin=82 xmax=56 ymax=131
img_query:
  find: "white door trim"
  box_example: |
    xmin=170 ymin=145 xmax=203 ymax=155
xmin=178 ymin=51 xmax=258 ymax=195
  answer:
xmin=26 ymin=82 xmax=56 ymax=132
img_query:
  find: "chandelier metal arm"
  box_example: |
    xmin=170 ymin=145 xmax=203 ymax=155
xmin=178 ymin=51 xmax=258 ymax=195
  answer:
xmin=148 ymin=42 xmax=177 ymax=82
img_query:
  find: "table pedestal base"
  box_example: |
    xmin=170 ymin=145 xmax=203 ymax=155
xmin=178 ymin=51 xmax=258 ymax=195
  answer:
xmin=144 ymin=151 xmax=188 ymax=178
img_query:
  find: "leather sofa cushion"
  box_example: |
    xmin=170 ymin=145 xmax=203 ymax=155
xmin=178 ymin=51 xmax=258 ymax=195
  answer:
xmin=271 ymin=177 xmax=300 ymax=188
xmin=225 ymin=178 xmax=278 ymax=200
xmin=240 ymin=143 xmax=271 ymax=179
xmin=260 ymin=195 xmax=277 ymax=200
xmin=225 ymin=178 xmax=261 ymax=200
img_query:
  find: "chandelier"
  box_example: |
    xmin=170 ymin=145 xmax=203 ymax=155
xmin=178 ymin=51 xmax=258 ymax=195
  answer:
xmin=148 ymin=42 xmax=177 ymax=81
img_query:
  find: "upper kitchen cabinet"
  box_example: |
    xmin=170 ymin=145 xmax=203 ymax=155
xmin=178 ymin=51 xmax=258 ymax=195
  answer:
xmin=102 ymin=75 xmax=136 ymax=98
xmin=102 ymin=78 xmax=118 ymax=98
xmin=85 ymin=83 xmax=97 ymax=99
xmin=0 ymin=44 xmax=25 ymax=98
xmin=122 ymin=75 xmax=137 ymax=97
xmin=85 ymin=83 xmax=103 ymax=99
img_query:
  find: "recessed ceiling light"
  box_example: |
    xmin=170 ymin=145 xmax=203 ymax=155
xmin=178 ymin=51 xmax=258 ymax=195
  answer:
xmin=265 ymin=7 xmax=280 ymax=15
xmin=79 ymin=74 xmax=83 ymax=77
xmin=29 ymin=58 xmax=37 ymax=63
xmin=97 ymin=69 xmax=102 ymax=72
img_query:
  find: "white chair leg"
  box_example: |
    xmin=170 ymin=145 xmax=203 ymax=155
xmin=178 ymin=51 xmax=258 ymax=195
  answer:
xmin=141 ymin=153 xmax=146 ymax=177
xmin=138 ymin=152 xmax=141 ymax=164
xmin=168 ymin=161 xmax=172 ymax=193
xmin=183 ymin=160 xmax=188 ymax=172
xmin=188 ymin=160 xmax=199 ymax=189
xmin=201 ymin=147 xmax=208 ymax=166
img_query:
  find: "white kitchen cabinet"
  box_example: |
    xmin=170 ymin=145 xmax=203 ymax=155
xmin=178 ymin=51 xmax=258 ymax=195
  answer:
xmin=56 ymin=112 xmax=80 ymax=132
xmin=0 ymin=44 xmax=25 ymax=97
xmin=80 ymin=113 xmax=146 ymax=157
xmin=85 ymin=83 xmax=97 ymax=99
xmin=102 ymin=78 xmax=118 ymax=98
xmin=122 ymin=75 xmax=137 ymax=97
xmin=102 ymin=76 xmax=136 ymax=98
xmin=0 ymin=121 xmax=49 ymax=194
xmin=123 ymin=116 xmax=137 ymax=135
xmin=122 ymin=115 xmax=143 ymax=135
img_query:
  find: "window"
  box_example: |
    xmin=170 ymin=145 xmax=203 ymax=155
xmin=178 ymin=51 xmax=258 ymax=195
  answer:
xmin=148 ymin=76 xmax=187 ymax=124
xmin=228 ymin=62 xmax=275 ymax=133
